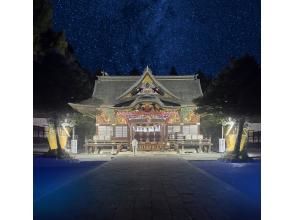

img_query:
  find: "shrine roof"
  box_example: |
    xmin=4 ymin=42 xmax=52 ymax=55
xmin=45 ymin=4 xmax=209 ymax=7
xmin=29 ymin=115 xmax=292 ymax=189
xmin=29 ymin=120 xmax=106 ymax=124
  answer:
xmin=69 ymin=67 xmax=203 ymax=115
xmin=92 ymin=70 xmax=203 ymax=106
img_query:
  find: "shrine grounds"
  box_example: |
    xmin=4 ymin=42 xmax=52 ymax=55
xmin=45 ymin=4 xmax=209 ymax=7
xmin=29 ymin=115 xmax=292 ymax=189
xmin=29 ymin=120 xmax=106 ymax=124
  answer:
xmin=34 ymin=155 xmax=260 ymax=220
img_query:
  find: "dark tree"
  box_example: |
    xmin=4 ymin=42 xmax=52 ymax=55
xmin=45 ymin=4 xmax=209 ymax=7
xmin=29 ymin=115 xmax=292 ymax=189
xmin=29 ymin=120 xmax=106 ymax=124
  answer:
xmin=34 ymin=0 xmax=93 ymax=157
xmin=169 ymin=66 xmax=178 ymax=76
xmin=195 ymin=69 xmax=212 ymax=94
xmin=34 ymin=0 xmax=93 ymax=110
xmin=199 ymin=114 xmax=223 ymax=151
xmin=94 ymin=68 xmax=103 ymax=78
xmin=129 ymin=68 xmax=141 ymax=76
xmin=34 ymin=0 xmax=52 ymax=54
xmin=73 ymin=113 xmax=96 ymax=151
xmin=194 ymin=55 xmax=261 ymax=159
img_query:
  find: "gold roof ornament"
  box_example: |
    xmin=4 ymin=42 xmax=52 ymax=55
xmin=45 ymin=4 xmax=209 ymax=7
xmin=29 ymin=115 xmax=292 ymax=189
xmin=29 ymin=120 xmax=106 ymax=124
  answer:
xmin=144 ymin=65 xmax=152 ymax=75
xmin=116 ymin=66 xmax=180 ymax=100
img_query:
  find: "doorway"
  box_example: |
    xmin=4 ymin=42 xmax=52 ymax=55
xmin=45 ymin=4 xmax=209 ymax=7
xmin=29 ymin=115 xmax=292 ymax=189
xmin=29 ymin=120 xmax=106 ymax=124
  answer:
xmin=131 ymin=123 xmax=166 ymax=151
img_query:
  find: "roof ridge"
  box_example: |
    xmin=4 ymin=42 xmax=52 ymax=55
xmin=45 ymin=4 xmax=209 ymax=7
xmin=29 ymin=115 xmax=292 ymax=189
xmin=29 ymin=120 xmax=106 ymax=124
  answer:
xmin=116 ymin=67 xmax=180 ymax=100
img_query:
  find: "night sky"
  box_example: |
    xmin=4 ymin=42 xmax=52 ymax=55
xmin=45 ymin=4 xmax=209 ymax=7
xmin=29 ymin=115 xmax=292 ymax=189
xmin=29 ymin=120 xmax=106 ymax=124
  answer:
xmin=52 ymin=0 xmax=260 ymax=75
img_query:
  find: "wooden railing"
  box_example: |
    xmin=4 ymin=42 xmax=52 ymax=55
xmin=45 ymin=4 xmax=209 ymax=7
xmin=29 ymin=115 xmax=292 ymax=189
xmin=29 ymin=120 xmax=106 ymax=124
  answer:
xmin=138 ymin=143 xmax=166 ymax=151
xmin=168 ymin=139 xmax=213 ymax=153
xmin=84 ymin=138 xmax=213 ymax=154
xmin=84 ymin=140 xmax=128 ymax=154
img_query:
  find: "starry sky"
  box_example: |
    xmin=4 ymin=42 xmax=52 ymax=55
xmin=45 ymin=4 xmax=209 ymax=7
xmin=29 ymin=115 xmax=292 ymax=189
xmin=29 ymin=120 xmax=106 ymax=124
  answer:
xmin=51 ymin=0 xmax=260 ymax=75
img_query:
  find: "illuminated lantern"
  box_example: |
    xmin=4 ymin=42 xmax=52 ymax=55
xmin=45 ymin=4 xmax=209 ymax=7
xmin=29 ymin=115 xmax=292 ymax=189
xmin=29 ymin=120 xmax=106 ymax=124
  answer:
xmin=57 ymin=126 xmax=72 ymax=149
xmin=45 ymin=126 xmax=58 ymax=150
xmin=225 ymin=134 xmax=247 ymax=152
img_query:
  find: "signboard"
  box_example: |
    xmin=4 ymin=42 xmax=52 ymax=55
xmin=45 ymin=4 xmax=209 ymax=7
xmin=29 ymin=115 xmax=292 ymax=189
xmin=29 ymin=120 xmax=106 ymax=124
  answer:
xmin=219 ymin=138 xmax=226 ymax=153
xmin=116 ymin=110 xmax=178 ymax=122
xmin=71 ymin=140 xmax=78 ymax=154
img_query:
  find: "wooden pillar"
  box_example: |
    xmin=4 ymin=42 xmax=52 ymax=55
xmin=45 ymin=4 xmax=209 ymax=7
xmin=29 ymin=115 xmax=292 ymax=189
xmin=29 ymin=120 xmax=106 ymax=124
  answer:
xmin=153 ymin=125 xmax=156 ymax=143
xmin=112 ymin=124 xmax=116 ymax=138
xmin=72 ymin=126 xmax=75 ymax=140
xmin=128 ymin=123 xmax=132 ymax=151
xmin=162 ymin=123 xmax=166 ymax=150
xmin=96 ymin=124 xmax=99 ymax=136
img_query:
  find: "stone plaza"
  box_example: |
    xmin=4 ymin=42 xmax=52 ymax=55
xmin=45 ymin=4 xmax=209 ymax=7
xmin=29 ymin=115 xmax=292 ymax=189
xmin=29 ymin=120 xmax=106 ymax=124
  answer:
xmin=34 ymin=155 xmax=260 ymax=220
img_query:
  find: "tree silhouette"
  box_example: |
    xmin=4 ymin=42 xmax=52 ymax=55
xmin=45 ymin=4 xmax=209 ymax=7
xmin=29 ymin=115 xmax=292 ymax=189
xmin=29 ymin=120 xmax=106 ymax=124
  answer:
xmin=195 ymin=69 xmax=212 ymax=94
xmin=129 ymin=67 xmax=141 ymax=76
xmin=34 ymin=0 xmax=93 ymax=110
xmin=169 ymin=66 xmax=178 ymax=76
xmin=34 ymin=0 xmax=93 ymax=157
xmin=194 ymin=55 xmax=260 ymax=159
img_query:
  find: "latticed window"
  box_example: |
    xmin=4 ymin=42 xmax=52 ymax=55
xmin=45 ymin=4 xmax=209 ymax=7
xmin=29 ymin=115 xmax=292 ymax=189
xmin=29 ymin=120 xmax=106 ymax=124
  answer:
xmin=115 ymin=126 xmax=128 ymax=138
xmin=183 ymin=125 xmax=199 ymax=139
xmin=98 ymin=126 xmax=113 ymax=140
xmin=248 ymin=130 xmax=261 ymax=143
xmin=167 ymin=125 xmax=181 ymax=134
xmin=182 ymin=125 xmax=198 ymax=136
xmin=33 ymin=126 xmax=46 ymax=138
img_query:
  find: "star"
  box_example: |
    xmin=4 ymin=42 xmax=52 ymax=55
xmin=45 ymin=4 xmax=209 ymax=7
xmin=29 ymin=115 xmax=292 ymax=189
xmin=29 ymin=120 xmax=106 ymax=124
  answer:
xmin=51 ymin=0 xmax=260 ymax=75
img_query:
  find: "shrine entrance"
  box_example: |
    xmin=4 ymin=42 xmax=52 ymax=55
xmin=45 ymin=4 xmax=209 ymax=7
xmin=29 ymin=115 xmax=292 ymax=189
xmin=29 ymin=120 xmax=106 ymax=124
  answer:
xmin=131 ymin=123 xmax=167 ymax=151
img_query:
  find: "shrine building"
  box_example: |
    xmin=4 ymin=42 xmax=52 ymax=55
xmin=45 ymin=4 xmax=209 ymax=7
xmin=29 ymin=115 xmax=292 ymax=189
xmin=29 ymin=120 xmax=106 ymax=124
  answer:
xmin=69 ymin=67 xmax=208 ymax=152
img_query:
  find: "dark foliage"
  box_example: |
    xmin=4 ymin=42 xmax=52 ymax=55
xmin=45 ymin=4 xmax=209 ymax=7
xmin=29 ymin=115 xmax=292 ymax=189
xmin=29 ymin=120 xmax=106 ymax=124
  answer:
xmin=34 ymin=0 xmax=95 ymax=155
xmin=34 ymin=52 xmax=93 ymax=111
xmin=129 ymin=68 xmax=141 ymax=76
xmin=194 ymin=55 xmax=260 ymax=158
xmin=199 ymin=114 xmax=222 ymax=151
xmin=34 ymin=0 xmax=93 ymax=113
xmin=169 ymin=66 xmax=178 ymax=76
xmin=73 ymin=114 xmax=96 ymax=151
xmin=195 ymin=55 xmax=261 ymax=119
xmin=195 ymin=69 xmax=212 ymax=94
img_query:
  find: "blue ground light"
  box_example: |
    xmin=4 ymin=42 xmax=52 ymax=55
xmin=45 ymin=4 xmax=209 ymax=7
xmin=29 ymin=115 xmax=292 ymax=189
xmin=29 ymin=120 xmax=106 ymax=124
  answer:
xmin=189 ymin=160 xmax=261 ymax=207
xmin=34 ymin=157 xmax=260 ymax=219
xmin=34 ymin=157 xmax=260 ymax=205
xmin=33 ymin=157 xmax=105 ymax=201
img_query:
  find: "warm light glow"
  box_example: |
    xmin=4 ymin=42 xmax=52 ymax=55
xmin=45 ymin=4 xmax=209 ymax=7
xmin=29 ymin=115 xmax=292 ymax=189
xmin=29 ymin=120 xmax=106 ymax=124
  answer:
xmin=46 ymin=127 xmax=58 ymax=150
xmin=225 ymin=121 xmax=235 ymax=136
xmin=225 ymin=134 xmax=247 ymax=152
xmin=62 ymin=124 xmax=70 ymax=137
xmin=224 ymin=118 xmax=235 ymax=137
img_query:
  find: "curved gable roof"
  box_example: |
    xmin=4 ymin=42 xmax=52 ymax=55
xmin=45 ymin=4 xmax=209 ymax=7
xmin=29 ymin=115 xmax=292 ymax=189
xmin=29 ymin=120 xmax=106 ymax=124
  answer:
xmin=91 ymin=76 xmax=202 ymax=106
xmin=116 ymin=67 xmax=180 ymax=100
xmin=70 ymin=67 xmax=203 ymax=116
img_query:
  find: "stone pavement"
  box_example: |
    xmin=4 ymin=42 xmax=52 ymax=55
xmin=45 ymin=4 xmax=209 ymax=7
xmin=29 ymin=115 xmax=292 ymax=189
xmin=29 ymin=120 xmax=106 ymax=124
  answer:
xmin=72 ymin=151 xmax=222 ymax=162
xmin=34 ymin=156 xmax=260 ymax=220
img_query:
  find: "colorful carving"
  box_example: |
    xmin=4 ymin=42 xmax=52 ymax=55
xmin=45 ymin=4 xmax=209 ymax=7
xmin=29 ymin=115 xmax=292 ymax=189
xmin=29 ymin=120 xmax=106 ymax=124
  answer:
xmin=138 ymin=78 xmax=158 ymax=95
xmin=186 ymin=111 xmax=198 ymax=123
xmin=166 ymin=111 xmax=181 ymax=124
xmin=96 ymin=108 xmax=114 ymax=124
xmin=135 ymin=103 xmax=161 ymax=112
xmin=128 ymin=73 xmax=167 ymax=97
xmin=97 ymin=107 xmax=200 ymax=125
xmin=142 ymin=74 xmax=153 ymax=84
xmin=115 ymin=111 xmax=127 ymax=124
xmin=116 ymin=109 xmax=180 ymax=123
xmin=180 ymin=107 xmax=199 ymax=123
